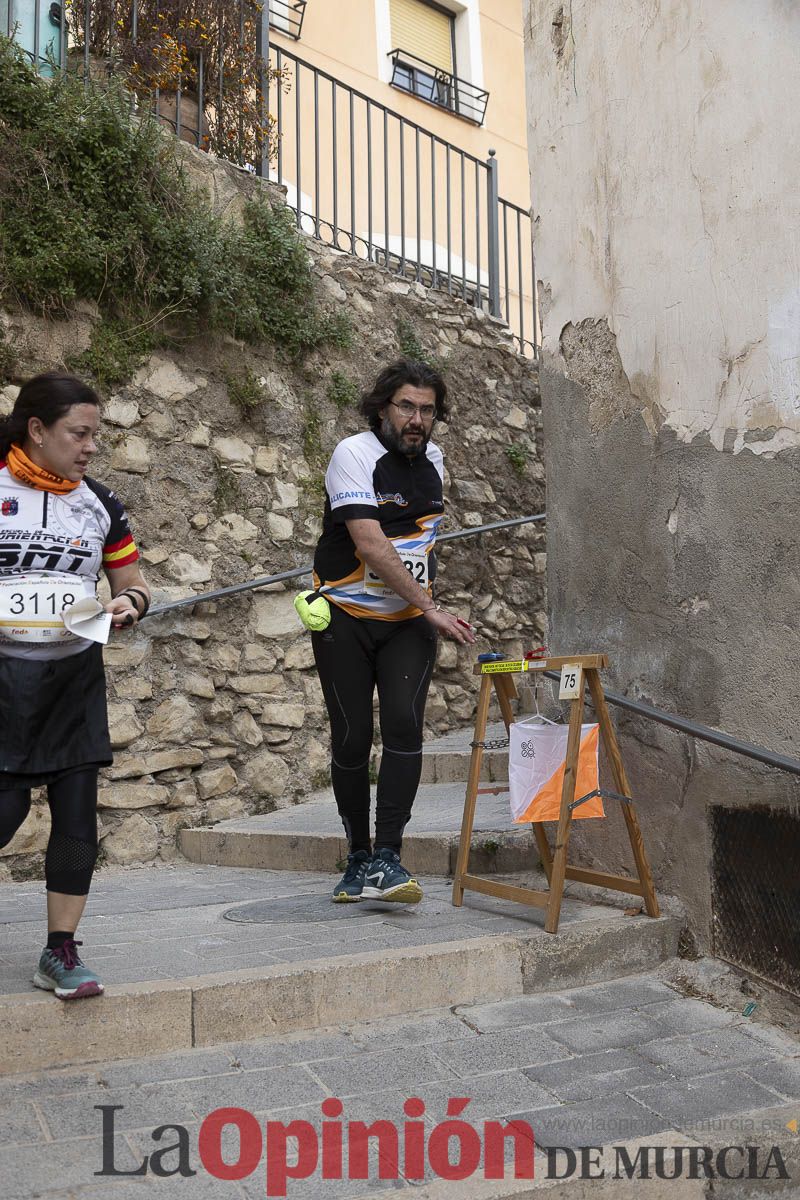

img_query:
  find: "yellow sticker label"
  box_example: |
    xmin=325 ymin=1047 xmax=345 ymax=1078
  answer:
xmin=480 ymin=660 xmax=529 ymax=674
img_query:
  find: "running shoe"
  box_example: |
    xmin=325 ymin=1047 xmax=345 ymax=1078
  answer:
xmin=332 ymin=850 xmax=371 ymax=903
xmin=33 ymin=939 xmax=104 ymax=1000
xmin=361 ymin=848 xmax=422 ymax=904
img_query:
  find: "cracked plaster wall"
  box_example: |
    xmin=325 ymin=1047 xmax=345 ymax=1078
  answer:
xmin=524 ymin=0 xmax=800 ymax=947
xmin=525 ymin=0 xmax=800 ymax=453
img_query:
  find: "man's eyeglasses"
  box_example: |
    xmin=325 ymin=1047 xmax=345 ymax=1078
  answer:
xmin=388 ymin=400 xmax=437 ymax=421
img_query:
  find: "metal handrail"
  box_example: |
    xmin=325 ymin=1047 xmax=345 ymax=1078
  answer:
xmin=147 ymin=511 xmax=546 ymax=617
xmin=270 ymin=48 xmax=490 ymax=169
xmin=541 ymin=671 xmax=800 ymax=779
xmin=142 ymin=506 xmax=800 ymax=780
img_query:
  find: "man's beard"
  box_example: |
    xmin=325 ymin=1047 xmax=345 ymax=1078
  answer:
xmin=380 ymin=414 xmax=429 ymax=458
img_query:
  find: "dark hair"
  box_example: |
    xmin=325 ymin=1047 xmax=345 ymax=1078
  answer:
xmin=359 ymin=359 xmax=449 ymax=431
xmin=0 ymin=372 xmax=100 ymax=459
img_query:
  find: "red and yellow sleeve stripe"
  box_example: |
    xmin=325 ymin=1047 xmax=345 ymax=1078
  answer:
xmin=103 ymin=534 xmax=139 ymax=569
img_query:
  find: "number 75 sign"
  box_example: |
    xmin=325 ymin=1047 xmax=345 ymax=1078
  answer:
xmin=558 ymin=664 xmax=583 ymax=700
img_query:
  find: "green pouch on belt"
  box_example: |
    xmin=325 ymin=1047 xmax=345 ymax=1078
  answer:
xmin=294 ymin=589 xmax=331 ymax=632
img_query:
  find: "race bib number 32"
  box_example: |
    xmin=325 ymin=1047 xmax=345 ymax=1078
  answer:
xmin=365 ymin=549 xmax=429 ymax=597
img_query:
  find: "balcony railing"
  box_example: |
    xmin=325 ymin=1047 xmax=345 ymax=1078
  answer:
xmin=388 ymin=48 xmax=489 ymax=126
xmin=269 ymin=0 xmax=305 ymax=41
xmin=267 ymin=47 xmax=539 ymax=358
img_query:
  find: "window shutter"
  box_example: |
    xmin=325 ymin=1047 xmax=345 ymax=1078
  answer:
xmin=390 ymin=0 xmax=453 ymax=74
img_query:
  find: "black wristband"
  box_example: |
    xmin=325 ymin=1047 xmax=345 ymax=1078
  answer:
xmin=120 ymin=587 xmax=150 ymax=618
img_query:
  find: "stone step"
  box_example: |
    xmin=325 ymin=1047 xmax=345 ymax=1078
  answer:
xmin=179 ymin=781 xmax=531 ymax=876
xmin=179 ymin=721 xmax=515 ymax=875
xmin=418 ymin=721 xmax=510 ymax=785
xmin=0 ymin=864 xmax=681 ymax=1076
xmin=6 ymin=970 xmax=796 ymax=1200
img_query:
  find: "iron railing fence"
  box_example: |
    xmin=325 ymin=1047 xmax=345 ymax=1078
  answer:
xmin=267 ymin=45 xmax=539 ymax=358
xmin=4 ymin=3 xmax=539 ymax=358
xmin=4 ymin=1 xmax=286 ymax=165
xmin=5 ymin=0 xmax=281 ymax=167
xmin=1 ymin=1 xmax=302 ymax=69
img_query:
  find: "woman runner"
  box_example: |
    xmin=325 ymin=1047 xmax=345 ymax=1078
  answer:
xmin=0 ymin=372 xmax=150 ymax=999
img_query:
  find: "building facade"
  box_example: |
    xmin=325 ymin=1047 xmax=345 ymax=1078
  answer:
xmin=523 ymin=0 xmax=800 ymax=975
xmin=266 ymin=0 xmax=536 ymax=352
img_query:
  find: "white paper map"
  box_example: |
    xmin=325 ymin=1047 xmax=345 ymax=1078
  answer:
xmin=61 ymin=597 xmax=112 ymax=644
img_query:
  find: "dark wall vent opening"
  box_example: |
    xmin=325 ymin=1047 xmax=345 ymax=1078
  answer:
xmin=711 ymin=805 xmax=800 ymax=997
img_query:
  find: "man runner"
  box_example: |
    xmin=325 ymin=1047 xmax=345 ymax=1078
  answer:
xmin=311 ymin=359 xmax=475 ymax=905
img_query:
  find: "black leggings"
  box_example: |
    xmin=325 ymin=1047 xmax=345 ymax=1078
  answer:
xmin=0 ymin=768 xmax=99 ymax=895
xmin=312 ymin=605 xmax=437 ymax=854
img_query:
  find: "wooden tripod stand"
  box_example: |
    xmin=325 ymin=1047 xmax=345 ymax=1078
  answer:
xmin=452 ymin=654 xmax=660 ymax=934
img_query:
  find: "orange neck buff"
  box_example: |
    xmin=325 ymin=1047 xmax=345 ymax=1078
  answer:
xmin=6 ymin=444 xmax=80 ymax=494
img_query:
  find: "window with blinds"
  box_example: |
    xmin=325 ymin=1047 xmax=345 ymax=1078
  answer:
xmin=390 ymin=0 xmax=454 ymax=74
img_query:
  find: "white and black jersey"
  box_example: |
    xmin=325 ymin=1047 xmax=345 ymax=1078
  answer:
xmin=0 ymin=463 xmax=139 ymax=660
xmin=313 ymin=431 xmax=445 ymax=620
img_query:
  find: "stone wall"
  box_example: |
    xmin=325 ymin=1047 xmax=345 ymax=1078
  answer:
xmin=0 ymin=147 xmax=544 ymax=877
xmin=523 ymin=0 xmax=800 ymax=947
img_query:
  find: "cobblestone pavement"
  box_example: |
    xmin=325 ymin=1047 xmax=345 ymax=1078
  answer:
xmin=1 ymin=972 xmax=798 ymax=1199
xmin=0 ymin=863 xmax=625 ymax=996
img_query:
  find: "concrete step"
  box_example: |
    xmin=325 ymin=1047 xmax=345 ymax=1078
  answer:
xmin=180 ymin=721 xmax=517 ymax=875
xmin=0 ymin=863 xmax=681 ymax=1076
xmin=418 ymin=721 xmax=510 ymax=785
xmin=180 ymin=782 xmax=531 ymax=876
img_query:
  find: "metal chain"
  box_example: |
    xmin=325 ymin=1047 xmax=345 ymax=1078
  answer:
xmin=470 ymin=738 xmax=510 ymax=750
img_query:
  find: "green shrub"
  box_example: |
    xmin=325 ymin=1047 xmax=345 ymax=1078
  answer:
xmin=505 ymin=442 xmax=529 ymax=476
xmin=319 ymin=311 xmax=354 ymax=353
xmin=302 ymin=396 xmax=324 ymax=468
xmin=225 ymin=368 xmax=265 ymax=417
xmin=0 ymin=36 xmax=350 ymax=382
xmin=212 ymin=462 xmax=242 ymax=516
xmin=299 ymin=398 xmax=329 ymax=516
xmin=396 ymin=317 xmax=446 ymax=375
xmin=0 ymin=327 xmax=16 ymax=382
xmin=326 ymin=369 xmax=359 ymax=411
xmin=70 ymin=320 xmax=154 ymax=394
xmin=299 ymin=470 xmax=326 ymax=509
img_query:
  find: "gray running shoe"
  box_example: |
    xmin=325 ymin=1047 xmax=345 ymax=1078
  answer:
xmin=33 ymin=940 xmax=104 ymax=1000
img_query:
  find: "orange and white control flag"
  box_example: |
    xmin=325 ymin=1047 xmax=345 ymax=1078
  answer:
xmin=509 ymin=721 xmax=604 ymax=823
